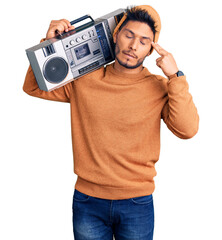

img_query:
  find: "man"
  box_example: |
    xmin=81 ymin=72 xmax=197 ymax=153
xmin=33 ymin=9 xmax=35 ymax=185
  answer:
xmin=23 ymin=5 xmax=199 ymax=240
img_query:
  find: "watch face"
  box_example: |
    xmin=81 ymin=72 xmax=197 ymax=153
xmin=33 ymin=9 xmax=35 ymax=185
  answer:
xmin=177 ymin=71 xmax=184 ymax=77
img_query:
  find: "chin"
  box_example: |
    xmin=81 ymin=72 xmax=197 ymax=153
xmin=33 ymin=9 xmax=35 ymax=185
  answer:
xmin=116 ymin=56 xmax=143 ymax=69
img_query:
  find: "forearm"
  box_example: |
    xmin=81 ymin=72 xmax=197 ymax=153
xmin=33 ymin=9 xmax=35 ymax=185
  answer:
xmin=162 ymin=75 xmax=199 ymax=139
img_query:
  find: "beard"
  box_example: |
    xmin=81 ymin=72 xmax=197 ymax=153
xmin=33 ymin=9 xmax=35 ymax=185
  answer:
xmin=114 ymin=42 xmax=146 ymax=69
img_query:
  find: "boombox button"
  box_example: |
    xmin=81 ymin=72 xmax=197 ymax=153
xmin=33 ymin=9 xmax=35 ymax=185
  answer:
xmin=92 ymin=37 xmax=98 ymax=43
xmin=76 ymin=37 xmax=82 ymax=43
xmin=70 ymin=40 xmax=75 ymax=45
xmin=82 ymin=34 xmax=87 ymax=40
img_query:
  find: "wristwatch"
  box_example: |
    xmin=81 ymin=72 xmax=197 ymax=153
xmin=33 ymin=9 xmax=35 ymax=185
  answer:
xmin=168 ymin=70 xmax=184 ymax=80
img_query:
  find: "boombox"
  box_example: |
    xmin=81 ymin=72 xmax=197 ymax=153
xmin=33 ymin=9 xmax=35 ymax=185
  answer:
xmin=26 ymin=9 xmax=125 ymax=91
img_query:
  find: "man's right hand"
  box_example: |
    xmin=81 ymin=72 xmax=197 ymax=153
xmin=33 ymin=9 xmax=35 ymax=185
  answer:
xmin=46 ymin=19 xmax=75 ymax=39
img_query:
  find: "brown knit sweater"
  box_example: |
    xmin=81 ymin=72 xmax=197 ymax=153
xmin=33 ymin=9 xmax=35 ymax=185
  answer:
xmin=23 ymin=62 xmax=199 ymax=200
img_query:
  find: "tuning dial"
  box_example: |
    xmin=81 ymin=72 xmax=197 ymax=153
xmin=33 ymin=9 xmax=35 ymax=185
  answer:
xmin=76 ymin=37 xmax=81 ymax=43
xmin=70 ymin=40 xmax=75 ymax=45
xmin=82 ymin=34 xmax=87 ymax=40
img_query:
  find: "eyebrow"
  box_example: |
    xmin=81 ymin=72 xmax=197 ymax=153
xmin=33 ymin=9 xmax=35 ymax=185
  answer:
xmin=124 ymin=29 xmax=152 ymax=41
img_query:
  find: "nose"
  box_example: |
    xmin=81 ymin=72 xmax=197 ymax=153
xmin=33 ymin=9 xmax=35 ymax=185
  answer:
xmin=129 ymin=38 xmax=139 ymax=51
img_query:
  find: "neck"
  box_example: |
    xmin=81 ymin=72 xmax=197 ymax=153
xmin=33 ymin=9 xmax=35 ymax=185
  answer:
xmin=113 ymin=60 xmax=144 ymax=74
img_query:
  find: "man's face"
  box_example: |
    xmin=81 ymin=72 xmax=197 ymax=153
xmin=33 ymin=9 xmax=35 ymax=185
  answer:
xmin=113 ymin=20 xmax=154 ymax=69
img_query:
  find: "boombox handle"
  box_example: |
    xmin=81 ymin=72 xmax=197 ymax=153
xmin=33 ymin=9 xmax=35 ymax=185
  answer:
xmin=70 ymin=15 xmax=94 ymax=26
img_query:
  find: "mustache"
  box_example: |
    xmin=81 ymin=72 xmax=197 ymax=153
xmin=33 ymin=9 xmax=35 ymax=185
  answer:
xmin=122 ymin=50 xmax=138 ymax=59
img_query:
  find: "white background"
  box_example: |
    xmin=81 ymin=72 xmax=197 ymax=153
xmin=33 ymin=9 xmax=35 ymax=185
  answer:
xmin=1 ymin=0 xmax=221 ymax=239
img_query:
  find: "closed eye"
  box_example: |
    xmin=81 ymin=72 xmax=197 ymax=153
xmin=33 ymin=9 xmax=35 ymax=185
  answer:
xmin=126 ymin=35 xmax=133 ymax=39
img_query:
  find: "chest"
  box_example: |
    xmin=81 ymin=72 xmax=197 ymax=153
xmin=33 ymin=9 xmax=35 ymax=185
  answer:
xmin=73 ymin=78 xmax=166 ymax=126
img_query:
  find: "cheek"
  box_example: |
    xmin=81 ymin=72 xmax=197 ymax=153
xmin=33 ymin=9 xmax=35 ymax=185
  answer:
xmin=141 ymin=45 xmax=152 ymax=57
xmin=117 ymin=35 xmax=129 ymax=49
xmin=115 ymin=42 xmax=120 ymax=55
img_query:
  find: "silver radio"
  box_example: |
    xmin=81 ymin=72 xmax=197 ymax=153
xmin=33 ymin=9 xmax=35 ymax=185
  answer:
xmin=26 ymin=9 xmax=125 ymax=91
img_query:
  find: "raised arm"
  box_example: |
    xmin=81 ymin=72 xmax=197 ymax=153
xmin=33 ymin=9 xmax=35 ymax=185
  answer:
xmin=151 ymin=42 xmax=199 ymax=139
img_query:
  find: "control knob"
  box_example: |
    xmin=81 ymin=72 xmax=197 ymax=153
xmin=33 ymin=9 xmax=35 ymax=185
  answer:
xmin=70 ymin=40 xmax=75 ymax=45
xmin=82 ymin=34 xmax=87 ymax=40
xmin=76 ymin=37 xmax=81 ymax=43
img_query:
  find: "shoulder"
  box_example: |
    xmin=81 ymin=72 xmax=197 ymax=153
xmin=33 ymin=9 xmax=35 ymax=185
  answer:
xmin=72 ymin=66 xmax=106 ymax=86
xmin=81 ymin=66 xmax=106 ymax=80
xmin=147 ymin=73 xmax=168 ymax=93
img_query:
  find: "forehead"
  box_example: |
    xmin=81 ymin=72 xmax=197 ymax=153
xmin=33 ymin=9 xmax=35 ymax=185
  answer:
xmin=120 ymin=20 xmax=154 ymax=38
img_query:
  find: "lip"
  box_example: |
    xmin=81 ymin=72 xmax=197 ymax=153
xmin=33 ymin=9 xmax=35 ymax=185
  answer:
xmin=123 ymin=52 xmax=137 ymax=59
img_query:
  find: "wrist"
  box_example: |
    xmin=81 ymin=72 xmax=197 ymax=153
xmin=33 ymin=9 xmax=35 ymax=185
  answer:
xmin=168 ymin=70 xmax=184 ymax=80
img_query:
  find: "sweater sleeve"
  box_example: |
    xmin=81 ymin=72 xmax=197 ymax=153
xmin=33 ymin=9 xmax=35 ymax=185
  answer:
xmin=161 ymin=75 xmax=199 ymax=139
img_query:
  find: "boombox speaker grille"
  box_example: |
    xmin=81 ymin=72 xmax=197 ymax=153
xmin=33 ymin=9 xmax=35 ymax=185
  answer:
xmin=43 ymin=57 xmax=69 ymax=83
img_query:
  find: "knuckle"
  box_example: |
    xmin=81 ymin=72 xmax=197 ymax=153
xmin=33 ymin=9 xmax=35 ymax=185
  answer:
xmin=57 ymin=25 xmax=64 ymax=31
xmin=60 ymin=19 xmax=68 ymax=24
xmin=50 ymin=20 xmax=57 ymax=24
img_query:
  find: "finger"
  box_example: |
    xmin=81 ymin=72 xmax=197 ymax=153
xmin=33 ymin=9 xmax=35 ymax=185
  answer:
xmin=156 ymin=56 xmax=163 ymax=62
xmin=156 ymin=56 xmax=163 ymax=68
xmin=152 ymin=42 xmax=167 ymax=54
xmin=66 ymin=25 xmax=75 ymax=32
xmin=151 ymin=42 xmax=168 ymax=56
xmin=68 ymin=25 xmax=75 ymax=31
xmin=58 ymin=19 xmax=70 ymax=32
xmin=156 ymin=57 xmax=163 ymax=66
xmin=61 ymin=19 xmax=72 ymax=28
xmin=156 ymin=59 xmax=162 ymax=68
xmin=61 ymin=19 xmax=76 ymax=31
xmin=57 ymin=19 xmax=76 ymax=33
xmin=60 ymin=19 xmax=74 ymax=32
xmin=46 ymin=19 xmax=76 ymax=39
xmin=49 ymin=22 xmax=65 ymax=34
xmin=50 ymin=20 xmax=69 ymax=32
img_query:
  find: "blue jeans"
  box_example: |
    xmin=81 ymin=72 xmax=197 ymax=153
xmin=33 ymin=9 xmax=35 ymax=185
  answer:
xmin=72 ymin=189 xmax=154 ymax=240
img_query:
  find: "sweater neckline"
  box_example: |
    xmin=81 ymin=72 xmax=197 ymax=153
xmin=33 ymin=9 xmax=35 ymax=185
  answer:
xmin=105 ymin=62 xmax=151 ymax=85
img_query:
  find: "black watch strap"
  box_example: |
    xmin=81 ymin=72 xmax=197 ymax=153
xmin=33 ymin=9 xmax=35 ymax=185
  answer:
xmin=168 ymin=70 xmax=184 ymax=80
xmin=176 ymin=70 xmax=184 ymax=77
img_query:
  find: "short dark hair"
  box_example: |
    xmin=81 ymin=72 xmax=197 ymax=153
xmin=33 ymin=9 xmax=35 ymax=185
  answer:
xmin=119 ymin=6 xmax=157 ymax=38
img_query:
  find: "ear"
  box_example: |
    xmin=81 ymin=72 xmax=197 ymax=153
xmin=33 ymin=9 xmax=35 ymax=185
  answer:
xmin=146 ymin=46 xmax=154 ymax=57
xmin=146 ymin=51 xmax=151 ymax=57
xmin=113 ymin=31 xmax=119 ymax=44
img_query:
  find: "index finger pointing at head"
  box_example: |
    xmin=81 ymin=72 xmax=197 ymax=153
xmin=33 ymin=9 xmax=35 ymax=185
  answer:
xmin=151 ymin=42 xmax=168 ymax=56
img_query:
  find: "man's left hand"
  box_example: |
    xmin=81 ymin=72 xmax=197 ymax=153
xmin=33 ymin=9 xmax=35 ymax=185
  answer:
xmin=151 ymin=42 xmax=179 ymax=78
